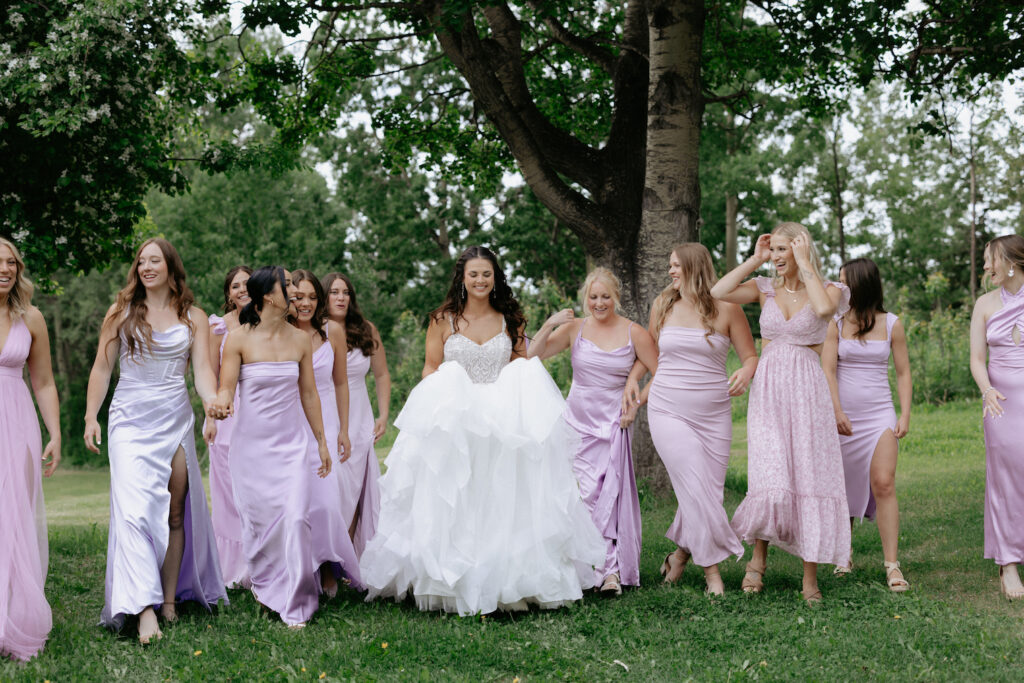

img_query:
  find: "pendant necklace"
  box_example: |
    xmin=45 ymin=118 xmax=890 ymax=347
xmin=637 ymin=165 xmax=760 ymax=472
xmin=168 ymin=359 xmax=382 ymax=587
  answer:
xmin=783 ymin=282 xmax=801 ymax=302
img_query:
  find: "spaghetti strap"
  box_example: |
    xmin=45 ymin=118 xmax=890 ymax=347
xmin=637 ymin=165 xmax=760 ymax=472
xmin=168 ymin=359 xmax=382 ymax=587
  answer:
xmin=575 ymin=317 xmax=586 ymax=343
xmin=626 ymin=322 xmax=634 ymax=349
xmin=447 ymin=315 xmax=454 ymax=334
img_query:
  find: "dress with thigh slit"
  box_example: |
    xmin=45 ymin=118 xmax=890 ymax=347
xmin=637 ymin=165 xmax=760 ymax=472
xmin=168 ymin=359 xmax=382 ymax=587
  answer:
xmin=337 ymin=345 xmax=381 ymax=558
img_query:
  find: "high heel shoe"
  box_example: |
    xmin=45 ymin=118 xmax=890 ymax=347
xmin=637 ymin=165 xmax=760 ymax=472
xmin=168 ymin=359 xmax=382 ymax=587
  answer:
xmin=659 ymin=549 xmax=690 ymax=584
xmin=741 ymin=561 xmax=766 ymax=594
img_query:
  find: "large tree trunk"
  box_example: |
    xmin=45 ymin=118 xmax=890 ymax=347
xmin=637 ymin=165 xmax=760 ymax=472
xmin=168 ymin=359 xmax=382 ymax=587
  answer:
xmin=725 ymin=193 xmax=739 ymax=270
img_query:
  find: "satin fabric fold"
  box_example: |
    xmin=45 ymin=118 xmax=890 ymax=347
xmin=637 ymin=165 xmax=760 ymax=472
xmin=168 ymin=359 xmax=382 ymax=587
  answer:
xmin=338 ymin=347 xmax=380 ymax=558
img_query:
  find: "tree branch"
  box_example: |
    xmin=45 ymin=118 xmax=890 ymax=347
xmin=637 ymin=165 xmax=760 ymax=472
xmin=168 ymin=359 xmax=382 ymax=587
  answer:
xmin=524 ymin=0 xmax=616 ymax=75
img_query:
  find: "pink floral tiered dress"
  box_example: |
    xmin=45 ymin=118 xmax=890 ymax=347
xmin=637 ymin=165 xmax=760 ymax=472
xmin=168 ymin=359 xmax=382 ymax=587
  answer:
xmin=730 ymin=277 xmax=852 ymax=566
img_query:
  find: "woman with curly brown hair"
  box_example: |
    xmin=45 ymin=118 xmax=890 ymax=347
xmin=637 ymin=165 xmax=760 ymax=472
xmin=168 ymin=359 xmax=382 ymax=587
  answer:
xmin=359 ymin=246 xmax=604 ymax=615
xmin=84 ymin=238 xmax=226 ymax=644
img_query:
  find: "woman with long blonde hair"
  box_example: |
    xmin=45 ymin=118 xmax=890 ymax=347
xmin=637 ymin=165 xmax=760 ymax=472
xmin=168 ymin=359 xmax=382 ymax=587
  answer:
xmin=626 ymin=243 xmax=757 ymax=595
xmin=84 ymin=238 xmax=225 ymax=643
xmin=711 ymin=223 xmax=850 ymax=603
xmin=529 ymin=267 xmax=659 ymax=594
xmin=0 ymin=238 xmax=61 ymax=661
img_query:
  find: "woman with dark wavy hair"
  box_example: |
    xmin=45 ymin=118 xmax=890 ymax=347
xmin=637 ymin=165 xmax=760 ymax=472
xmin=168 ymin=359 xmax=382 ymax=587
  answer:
xmin=84 ymin=238 xmax=225 ymax=644
xmin=323 ymin=272 xmax=388 ymax=556
xmin=360 ymin=246 xmax=604 ymax=615
xmin=204 ymin=265 xmax=252 ymax=589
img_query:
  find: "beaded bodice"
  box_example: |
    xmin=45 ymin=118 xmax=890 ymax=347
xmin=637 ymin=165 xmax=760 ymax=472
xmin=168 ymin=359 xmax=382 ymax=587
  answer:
xmin=443 ymin=316 xmax=511 ymax=384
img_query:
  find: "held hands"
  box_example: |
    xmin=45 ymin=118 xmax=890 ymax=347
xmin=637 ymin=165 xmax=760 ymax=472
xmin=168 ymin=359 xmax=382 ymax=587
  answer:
xmin=727 ymin=366 xmax=754 ymax=397
xmin=42 ymin=439 xmax=61 ymax=477
xmin=621 ymin=377 xmax=642 ymax=416
xmin=317 ymin=441 xmax=332 ymax=478
xmin=544 ymin=308 xmax=575 ymax=330
xmin=83 ymin=417 xmax=102 ymax=454
xmin=894 ymin=413 xmax=910 ymax=439
xmin=752 ymin=234 xmax=772 ymax=264
xmin=373 ymin=416 xmax=387 ymax=443
xmin=790 ymin=234 xmax=812 ymax=268
xmin=620 ymin=401 xmax=638 ymax=429
xmin=206 ymin=399 xmax=233 ymax=421
xmin=338 ymin=432 xmax=352 ymax=464
xmin=835 ymin=410 xmax=853 ymax=436
xmin=983 ymin=388 xmax=1006 ymax=418
xmin=203 ymin=420 xmax=218 ymax=446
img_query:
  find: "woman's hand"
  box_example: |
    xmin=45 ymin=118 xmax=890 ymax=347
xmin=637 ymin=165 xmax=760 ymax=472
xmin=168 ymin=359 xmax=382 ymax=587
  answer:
xmin=206 ymin=400 xmax=233 ymax=421
xmin=544 ymin=308 xmax=575 ymax=329
xmin=373 ymin=416 xmax=388 ymax=443
xmin=621 ymin=377 xmax=641 ymax=415
xmin=317 ymin=441 xmax=332 ymax=478
xmin=752 ymin=234 xmax=772 ymax=264
xmin=42 ymin=439 xmax=61 ymax=477
xmin=338 ymin=432 xmax=352 ymax=464
xmin=835 ymin=410 xmax=853 ymax=436
xmin=620 ymin=402 xmax=638 ymax=429
xmin=894 ymin=413 xmax=910 ymax=439
xmin=791 ymin=233 xmax=812 ymax=267
xmin=727 ymin=366 xmax=754 ymax=397
xmin=83 ymin=417 xmax=102 ymax=454
xmin=983 ymin=388 xmax=1006 ymax=418
xmin=203 ymin=420 xmax=218 ymax=446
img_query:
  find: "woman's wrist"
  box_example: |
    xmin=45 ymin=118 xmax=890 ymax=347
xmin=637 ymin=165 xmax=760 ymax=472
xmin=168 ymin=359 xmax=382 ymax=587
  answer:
xmin=982 ymin=386 xmax=997 ymax=397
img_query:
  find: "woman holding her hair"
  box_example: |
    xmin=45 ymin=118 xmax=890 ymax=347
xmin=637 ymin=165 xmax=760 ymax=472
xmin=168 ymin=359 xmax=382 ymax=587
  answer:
xmin=822 ymin=258 xmax=912 ymax=591
xmin=711 ymin=223 xmax=851 ymax=603
xmin=529 ymin=267 xmax=658 ymax=595
xmin=0 ymin=238 xmax=61 ymax=661
xmin=360 ymin=246 xmax=604 ymax=615
xmin=629 ymin=243 xmax=757 ymax=595
xmin=970 ymin=235 xmax=1024 ymax=601
xmin=84 ymin=238 xmax=225 ymax=644
xmin=205 ymin=265 xmax=252 ymax=589
xmin=210 ymin=266 xmax=338 ymax=628
xmin=323 ymin=272 xmax=387 ymax=556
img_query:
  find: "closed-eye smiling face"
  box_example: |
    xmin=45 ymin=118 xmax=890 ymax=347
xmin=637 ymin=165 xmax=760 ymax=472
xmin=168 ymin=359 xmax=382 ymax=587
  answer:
xmin=769 ymin=236 xmax=794 ymax=276
xmin=328 ymin=280 xmax=350 ymax=319
xmin=0 ymin=244 xmax=17 ymax=295
xmin=668 ymin=251 xmax=682 ymax=290
xmin=587 ymin=280 xmax=614 ymax=319
xmin=463 ymin=258 xmax=495 ymax=299
xmin=229 ymin=271 xmax=250 ymax=310
xmin=294 ymin=280 xmax=318 ymax=323
xmin=137 ymin=242 xmax=169 ymax=289
xmin=283 ymin=270 xmax=297 ymax=317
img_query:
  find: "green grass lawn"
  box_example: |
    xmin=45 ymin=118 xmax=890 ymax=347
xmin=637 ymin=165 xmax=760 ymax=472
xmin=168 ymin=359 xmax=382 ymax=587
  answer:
xmin=4 ymin=401 xmax=1024 ymax=681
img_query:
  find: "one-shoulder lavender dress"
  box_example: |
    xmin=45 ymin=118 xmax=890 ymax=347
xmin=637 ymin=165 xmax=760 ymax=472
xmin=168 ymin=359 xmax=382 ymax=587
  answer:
xmin=308 ymin=335 xmax=361 ymax=586
xmin=338 ymin=346 xmax=381 ymax=557
xmin=101 ymin=324 xmax=227 ymax=629
xmin=205 ymin=315 xmax=249 ymax=588
xmin=648 ymin=327 xmax=744 ymax=567
xmin=0 ymin=319 xmax=51 ymax=661
xmin=563 ymin=321 xmax=642 ymax=587
xmin=730 ymin=277 xmax=851 ymax=566
xmin=836 ymin=313 xmax=899 ymax=520
xmin=983 ymin=286 xmax=1024 ymax=566
xmin=231 ymin=362 xmax=319 ymax=625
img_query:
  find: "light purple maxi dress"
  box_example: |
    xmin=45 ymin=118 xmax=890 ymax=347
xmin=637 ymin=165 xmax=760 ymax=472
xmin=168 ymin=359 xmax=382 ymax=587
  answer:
xmin=648 ymin=326 xmax=744 ymax=567
xmin=205 ymin=315 xmax=250 ymax=588
xmin=563 ymin=321 xmax=642 ymax=587
xmin=836 ymin=313 xmax=899 ymax=520
xmin=308 ymin=334 xmax=362 ymax=587
xmin=983 ymin=286 xmax=1024 ymax=566
xmin=231 ymin=362 xmax=318 ymax=625
xmin=337 ymin=346 xmax=381 ymax=558
xmin=0 ymin=319 xmax=51 ymax=661
xmin=101 ymin=324 xmax=227 ymax=629
xmin=730 ymin=277 xmax=852 ymax=566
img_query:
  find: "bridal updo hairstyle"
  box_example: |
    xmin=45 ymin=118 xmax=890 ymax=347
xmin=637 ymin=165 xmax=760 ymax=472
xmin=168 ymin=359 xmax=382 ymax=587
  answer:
xmin=239 ymin=266 xmax=288 ymax=327
xmin=431 ymin=246 xmax=526 ymax=347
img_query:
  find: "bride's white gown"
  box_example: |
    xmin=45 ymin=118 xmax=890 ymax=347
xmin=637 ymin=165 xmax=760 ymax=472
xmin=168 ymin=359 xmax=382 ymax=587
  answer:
xmin=359 ymin=319 xmax=606 ymax=615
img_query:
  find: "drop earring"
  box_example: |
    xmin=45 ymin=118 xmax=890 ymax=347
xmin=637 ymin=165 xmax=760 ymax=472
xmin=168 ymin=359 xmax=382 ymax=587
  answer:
xmin=1010 ymin=267 xmax=1016 ymax=278
xmin=461 ymin=283 xmax=467 ymax=300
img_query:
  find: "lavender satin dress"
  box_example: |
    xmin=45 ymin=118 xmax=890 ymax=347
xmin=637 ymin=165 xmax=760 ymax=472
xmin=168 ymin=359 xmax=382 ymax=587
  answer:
xmin=231 ymin=362 xmax=318 ymax=625
xmin=984 ymin=286 xmax=1024 ymax=566
xmin=730 ymin=277 xmax=851 ymax=566
xmin=836 ymin=313 xmax=899 ymax=520
xmin=308 ymin=335 xmax=361 ymax=586
xmin=101 ymin=324 xmax=227 ymax=629
xmin=337 ymin=346 xmax=381 ymax=557
xmin=564 ymin=321 xmax=642 ymax=586
xmin=0 ymin=319 xmax=51 ymax=661
xmin=205 ymin=315 xmax=249 ymax=588
xmin=648 ymin=327 xmax=744 ymax=567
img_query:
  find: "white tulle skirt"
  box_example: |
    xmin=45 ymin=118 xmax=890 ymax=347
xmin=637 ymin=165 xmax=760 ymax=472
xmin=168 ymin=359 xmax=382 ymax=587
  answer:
xmin=359 ymin=357 xmax=605 ymax=615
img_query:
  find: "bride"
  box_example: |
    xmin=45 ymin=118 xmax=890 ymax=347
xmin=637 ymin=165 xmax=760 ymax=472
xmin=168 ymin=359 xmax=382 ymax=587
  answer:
xmin=359 ymin=246 xmax=605 ymax=615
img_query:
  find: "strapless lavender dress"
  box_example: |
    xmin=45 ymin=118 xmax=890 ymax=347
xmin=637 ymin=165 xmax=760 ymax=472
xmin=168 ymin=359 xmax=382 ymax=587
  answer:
xmin=648 ymin=326 xmax=743 ymax=566
xmin=836 ymin=313 xmax=899 ymax=520
xmin=0 ymin=319 xmax=51 ymax=661
xmin=564 ymin=322 xmax=642 ymax=587
xmin=338 ymin=346 xmax=381 ymax=557
xmin=984 ymin=286 xmax=1024 ymax=566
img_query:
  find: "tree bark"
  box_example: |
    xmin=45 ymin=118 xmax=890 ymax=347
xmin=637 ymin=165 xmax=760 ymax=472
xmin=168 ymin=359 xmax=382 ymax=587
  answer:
xmin=827 ymin=120 xmax=847 ymax=264
xmin=969 ymin=112 xmax=977 ymax=300
xmin=725 ymin=193 xmax=739 ymax=271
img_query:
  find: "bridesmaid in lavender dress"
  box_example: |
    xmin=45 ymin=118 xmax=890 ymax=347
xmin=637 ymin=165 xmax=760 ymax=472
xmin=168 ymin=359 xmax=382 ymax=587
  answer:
xmin=629 ymin=244 xmax=757 ymax=595
xmin=711 ymin=223 xmax=851 ymax=603
xmin=210 ymin=266 xmax=337 ymax=628
xmin=528 ymin=267 xmax=658 ymax=595
xmin=205 ymin=265 xmax=252 ymax=589
xmin=970 ymin=235 xmax=1024 ymax=601
xmin=822 ymin=258 xmax=912 ymax=591
xmin=322 ymin=273 xmax=387 ymax=557
xmin=84 ymin=238 xmax=226 ymax=644
xmin=0 ymin=238 xmax=60 ymax=662
xmin=290 ymin=269 xmax=361 ymax=597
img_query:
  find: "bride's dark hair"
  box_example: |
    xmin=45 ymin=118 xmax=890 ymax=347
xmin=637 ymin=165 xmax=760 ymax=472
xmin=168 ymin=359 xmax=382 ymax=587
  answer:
xmin=431 ymin=246 xmax=526 ymax=346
